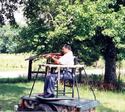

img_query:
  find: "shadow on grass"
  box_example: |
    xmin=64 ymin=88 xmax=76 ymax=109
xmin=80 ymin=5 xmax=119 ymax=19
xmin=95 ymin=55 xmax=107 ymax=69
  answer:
xmin=0 ymin=99 xmax=18 ymax=111
xmin=0 ymin=76 xmax=45 ymax=83
xmin=0 ymin=83 xmax=30 ymax=111
xmin=0 ymin=83 xmax=30 ymax=95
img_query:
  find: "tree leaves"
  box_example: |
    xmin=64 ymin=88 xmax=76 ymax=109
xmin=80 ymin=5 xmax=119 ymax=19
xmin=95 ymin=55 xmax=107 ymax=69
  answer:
xmin=0 ymin=25 xmax=21 ymax=53
xmin=19 ymin=0 xmax=125 ymax=62
xmin=0 ymin=0 xmax=24 ymax=25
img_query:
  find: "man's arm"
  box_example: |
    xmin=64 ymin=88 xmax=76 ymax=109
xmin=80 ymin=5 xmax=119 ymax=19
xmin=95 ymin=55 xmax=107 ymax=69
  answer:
xmin=51 ymin=56 xmax=61 ymax=64
xmin=44 ymin=53 xmax=61 ymax=64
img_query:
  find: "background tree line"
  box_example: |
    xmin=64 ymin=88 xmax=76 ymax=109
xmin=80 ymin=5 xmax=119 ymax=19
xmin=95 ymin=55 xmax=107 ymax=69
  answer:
xmin=0 ymin=0 xmax=125 ymax=85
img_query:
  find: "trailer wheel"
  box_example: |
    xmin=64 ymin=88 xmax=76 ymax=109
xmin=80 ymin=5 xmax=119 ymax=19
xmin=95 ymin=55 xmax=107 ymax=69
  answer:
xmin=35 ymin=104 xmax=53 ymax=111
xmin=54 ymin=105 xmax=69 ymax=112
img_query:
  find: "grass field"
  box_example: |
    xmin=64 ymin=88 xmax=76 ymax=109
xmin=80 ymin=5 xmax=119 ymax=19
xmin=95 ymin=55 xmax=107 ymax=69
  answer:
xmin=0 ymin=53 xmax=29 ymax=71
xmin=0 ymin=53 xmax=125 ymax=72
xmin=0 ymin=53 xmax=45 ymax=71
xmin=0 ymin=81 xmax=125 ymax=111
xmin=0 ymin=54 xmax=125 ymax=111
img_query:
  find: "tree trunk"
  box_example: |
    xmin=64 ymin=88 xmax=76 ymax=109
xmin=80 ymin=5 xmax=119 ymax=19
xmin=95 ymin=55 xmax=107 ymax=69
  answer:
xmin=104 ymin=38 xmax=117 ymax=84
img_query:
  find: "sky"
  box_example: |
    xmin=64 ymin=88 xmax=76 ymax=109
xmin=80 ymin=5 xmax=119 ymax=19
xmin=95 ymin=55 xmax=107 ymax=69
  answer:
xmin=14 ymin=6 xmax=27 ymax=26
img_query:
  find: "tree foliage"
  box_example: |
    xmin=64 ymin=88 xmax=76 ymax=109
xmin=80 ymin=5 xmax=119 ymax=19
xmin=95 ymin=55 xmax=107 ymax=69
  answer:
xmin=0 ymin=0 xmax=24 ymax=53
xmin=0 ymin=0 xmax=125 ymax=84
xmin=18 ymin=0 xmax=125 ymax=84
xmin=0 ymin=25 xmax=21 ymax=53
xmin=0 ymin=0 xmax=24 ymax=25
xmin=20 ymin=0 xmax=125 ymax=60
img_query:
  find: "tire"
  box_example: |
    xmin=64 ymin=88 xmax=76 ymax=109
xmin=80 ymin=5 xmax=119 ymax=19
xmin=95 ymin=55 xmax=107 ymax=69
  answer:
xmin=35 ymin=104 xmax=53 ymax=111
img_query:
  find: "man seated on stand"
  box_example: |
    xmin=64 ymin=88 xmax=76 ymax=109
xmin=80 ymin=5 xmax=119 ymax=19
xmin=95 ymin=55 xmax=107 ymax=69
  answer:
xmin=42 ymin=44 xmax=74 ymax=98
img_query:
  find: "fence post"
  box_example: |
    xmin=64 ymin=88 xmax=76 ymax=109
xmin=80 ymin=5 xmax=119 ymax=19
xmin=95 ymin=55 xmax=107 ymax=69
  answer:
xmin=28 ymin=59 xmax=33 ymax=81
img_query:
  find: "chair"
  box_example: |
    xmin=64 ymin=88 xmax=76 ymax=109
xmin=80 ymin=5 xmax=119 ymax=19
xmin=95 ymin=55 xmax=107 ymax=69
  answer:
xmin=55 ymin=57 xmax=78 ymax=98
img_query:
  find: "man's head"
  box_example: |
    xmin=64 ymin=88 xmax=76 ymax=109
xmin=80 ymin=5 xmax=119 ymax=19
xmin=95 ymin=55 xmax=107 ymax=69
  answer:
xmin=62 ymin=44 xmax=72 ymax=54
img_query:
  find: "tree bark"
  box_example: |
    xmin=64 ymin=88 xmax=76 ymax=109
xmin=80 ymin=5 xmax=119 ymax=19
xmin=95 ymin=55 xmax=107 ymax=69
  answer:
xmin=104 ymin=38 xmax=117 ymax=84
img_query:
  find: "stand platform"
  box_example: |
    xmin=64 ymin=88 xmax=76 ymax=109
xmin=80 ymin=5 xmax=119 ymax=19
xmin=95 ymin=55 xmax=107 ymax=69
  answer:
xmin=36 ymin=95 xmax=74 ymax=101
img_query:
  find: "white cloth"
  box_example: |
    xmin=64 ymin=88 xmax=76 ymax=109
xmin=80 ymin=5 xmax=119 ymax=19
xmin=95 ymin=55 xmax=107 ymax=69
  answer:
xmin=59 ymin=51 xmax=74 ymax=65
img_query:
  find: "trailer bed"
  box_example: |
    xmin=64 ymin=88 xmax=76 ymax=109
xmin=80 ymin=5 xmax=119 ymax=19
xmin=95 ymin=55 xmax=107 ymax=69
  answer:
xmin=47 ymin=98 xmax=99 ymax=111
xmin=18 ymin=95 xmax=99 ymax=112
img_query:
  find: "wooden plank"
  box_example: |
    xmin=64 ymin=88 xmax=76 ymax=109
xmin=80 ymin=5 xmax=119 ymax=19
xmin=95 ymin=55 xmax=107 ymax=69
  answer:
xmin=31 ymin=71 xmax=46 ymax=74
xmin=28 ymin=60 xmax=32 ymax=81
xmin=25 ymin=55 xmax=38 ymax=61
xmin=40 ymin=64 xmax=85 ymax=68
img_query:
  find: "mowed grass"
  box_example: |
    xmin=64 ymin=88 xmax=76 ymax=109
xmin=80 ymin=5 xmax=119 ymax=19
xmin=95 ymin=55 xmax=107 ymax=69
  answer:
xmin=0 ymin=53 xmax=125 ymax=78
xmin=0 ymin=54 xmax=29 ymax=71
xmin=80 ymin=87 xmax=125 ymax=112
xmin=0 ymin=81 xmax=44 ymax=111
xmin=0 ymin=81 xmax=125 ymax=111
xmin=0 ymin=54 xmax=125 ymax=111
xmin=0 ymin=53 xmax=45 ymax=71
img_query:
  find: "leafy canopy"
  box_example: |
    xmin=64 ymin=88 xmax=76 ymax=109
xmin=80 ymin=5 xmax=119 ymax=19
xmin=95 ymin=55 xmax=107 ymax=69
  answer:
xmin=20 ymin=0 xmax=125 ymax=64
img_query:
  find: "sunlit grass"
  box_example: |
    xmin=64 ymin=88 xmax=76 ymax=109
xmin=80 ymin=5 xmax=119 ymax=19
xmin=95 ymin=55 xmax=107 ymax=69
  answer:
xmin=0 ymin=53 xmax=45 ymax=71
xmin=0 ymin=81 xmax=125 ymax=111
xmin=0 ymin=53 xmax=29 ymax=71
xmin=0 ymin=54 xmax=125 ymax=72
xmin=0 ymin=54 xmax=125 ymax=111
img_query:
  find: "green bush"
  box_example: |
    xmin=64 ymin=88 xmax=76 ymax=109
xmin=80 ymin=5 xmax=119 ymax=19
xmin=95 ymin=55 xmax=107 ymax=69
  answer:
xmin=0 ymin=25 xmax=21 ymax=53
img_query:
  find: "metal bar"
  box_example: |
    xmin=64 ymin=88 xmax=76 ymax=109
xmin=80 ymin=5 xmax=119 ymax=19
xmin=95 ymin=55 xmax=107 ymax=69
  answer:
xmin=56 ymin=67 xmax=61 ymax=97
xmin=63 ymin=78 xmax=66 ymax=96
xmin=75 ymin=74 xmax=80 ymax=99
xmin=29 ymin=65 xmax=41 ymax=97
xmin=82 ymin=67 xmax=96 ymax=100
xmin=57 ymin=92 xmax=73 ymax=94
xmin=72 ymin=74 xmax=75 ymax=98
xmin=78 ymin=68 xmax=82 ymax=83
xmin=31 ymin=71 xmax=46 ymax=74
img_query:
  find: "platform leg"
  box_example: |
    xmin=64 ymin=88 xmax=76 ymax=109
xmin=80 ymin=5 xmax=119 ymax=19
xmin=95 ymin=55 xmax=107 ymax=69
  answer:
xmin=29 ymin=65 xmax=41 ymax=97
xmin=28 ymin=60 xmax=32 ymax=81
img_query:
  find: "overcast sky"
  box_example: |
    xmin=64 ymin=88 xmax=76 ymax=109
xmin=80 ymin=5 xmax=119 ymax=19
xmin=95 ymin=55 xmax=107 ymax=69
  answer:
xmin=14 ymin=6 xmax=27 ymax=26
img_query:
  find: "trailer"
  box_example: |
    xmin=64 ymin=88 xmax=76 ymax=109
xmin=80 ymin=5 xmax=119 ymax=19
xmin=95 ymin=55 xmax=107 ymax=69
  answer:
xmin=15 ymin=95 xmax=99 ymax=112
xmin=15 ymin=64 xmax=100 ymax=112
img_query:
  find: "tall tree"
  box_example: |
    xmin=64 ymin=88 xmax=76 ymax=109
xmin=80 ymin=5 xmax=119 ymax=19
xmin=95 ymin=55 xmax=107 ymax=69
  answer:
xmin=50 ymin=0 xmax=125 ymax=84
xmin=22 ymin=0 xmax=125 ymax=84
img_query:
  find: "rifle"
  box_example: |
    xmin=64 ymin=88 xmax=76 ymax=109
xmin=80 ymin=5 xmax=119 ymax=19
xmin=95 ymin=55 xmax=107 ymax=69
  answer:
xmin=25 ymin=52 xmax=63 ymax=61
xmin=42 ymin=53 xmax=62 ymax=59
